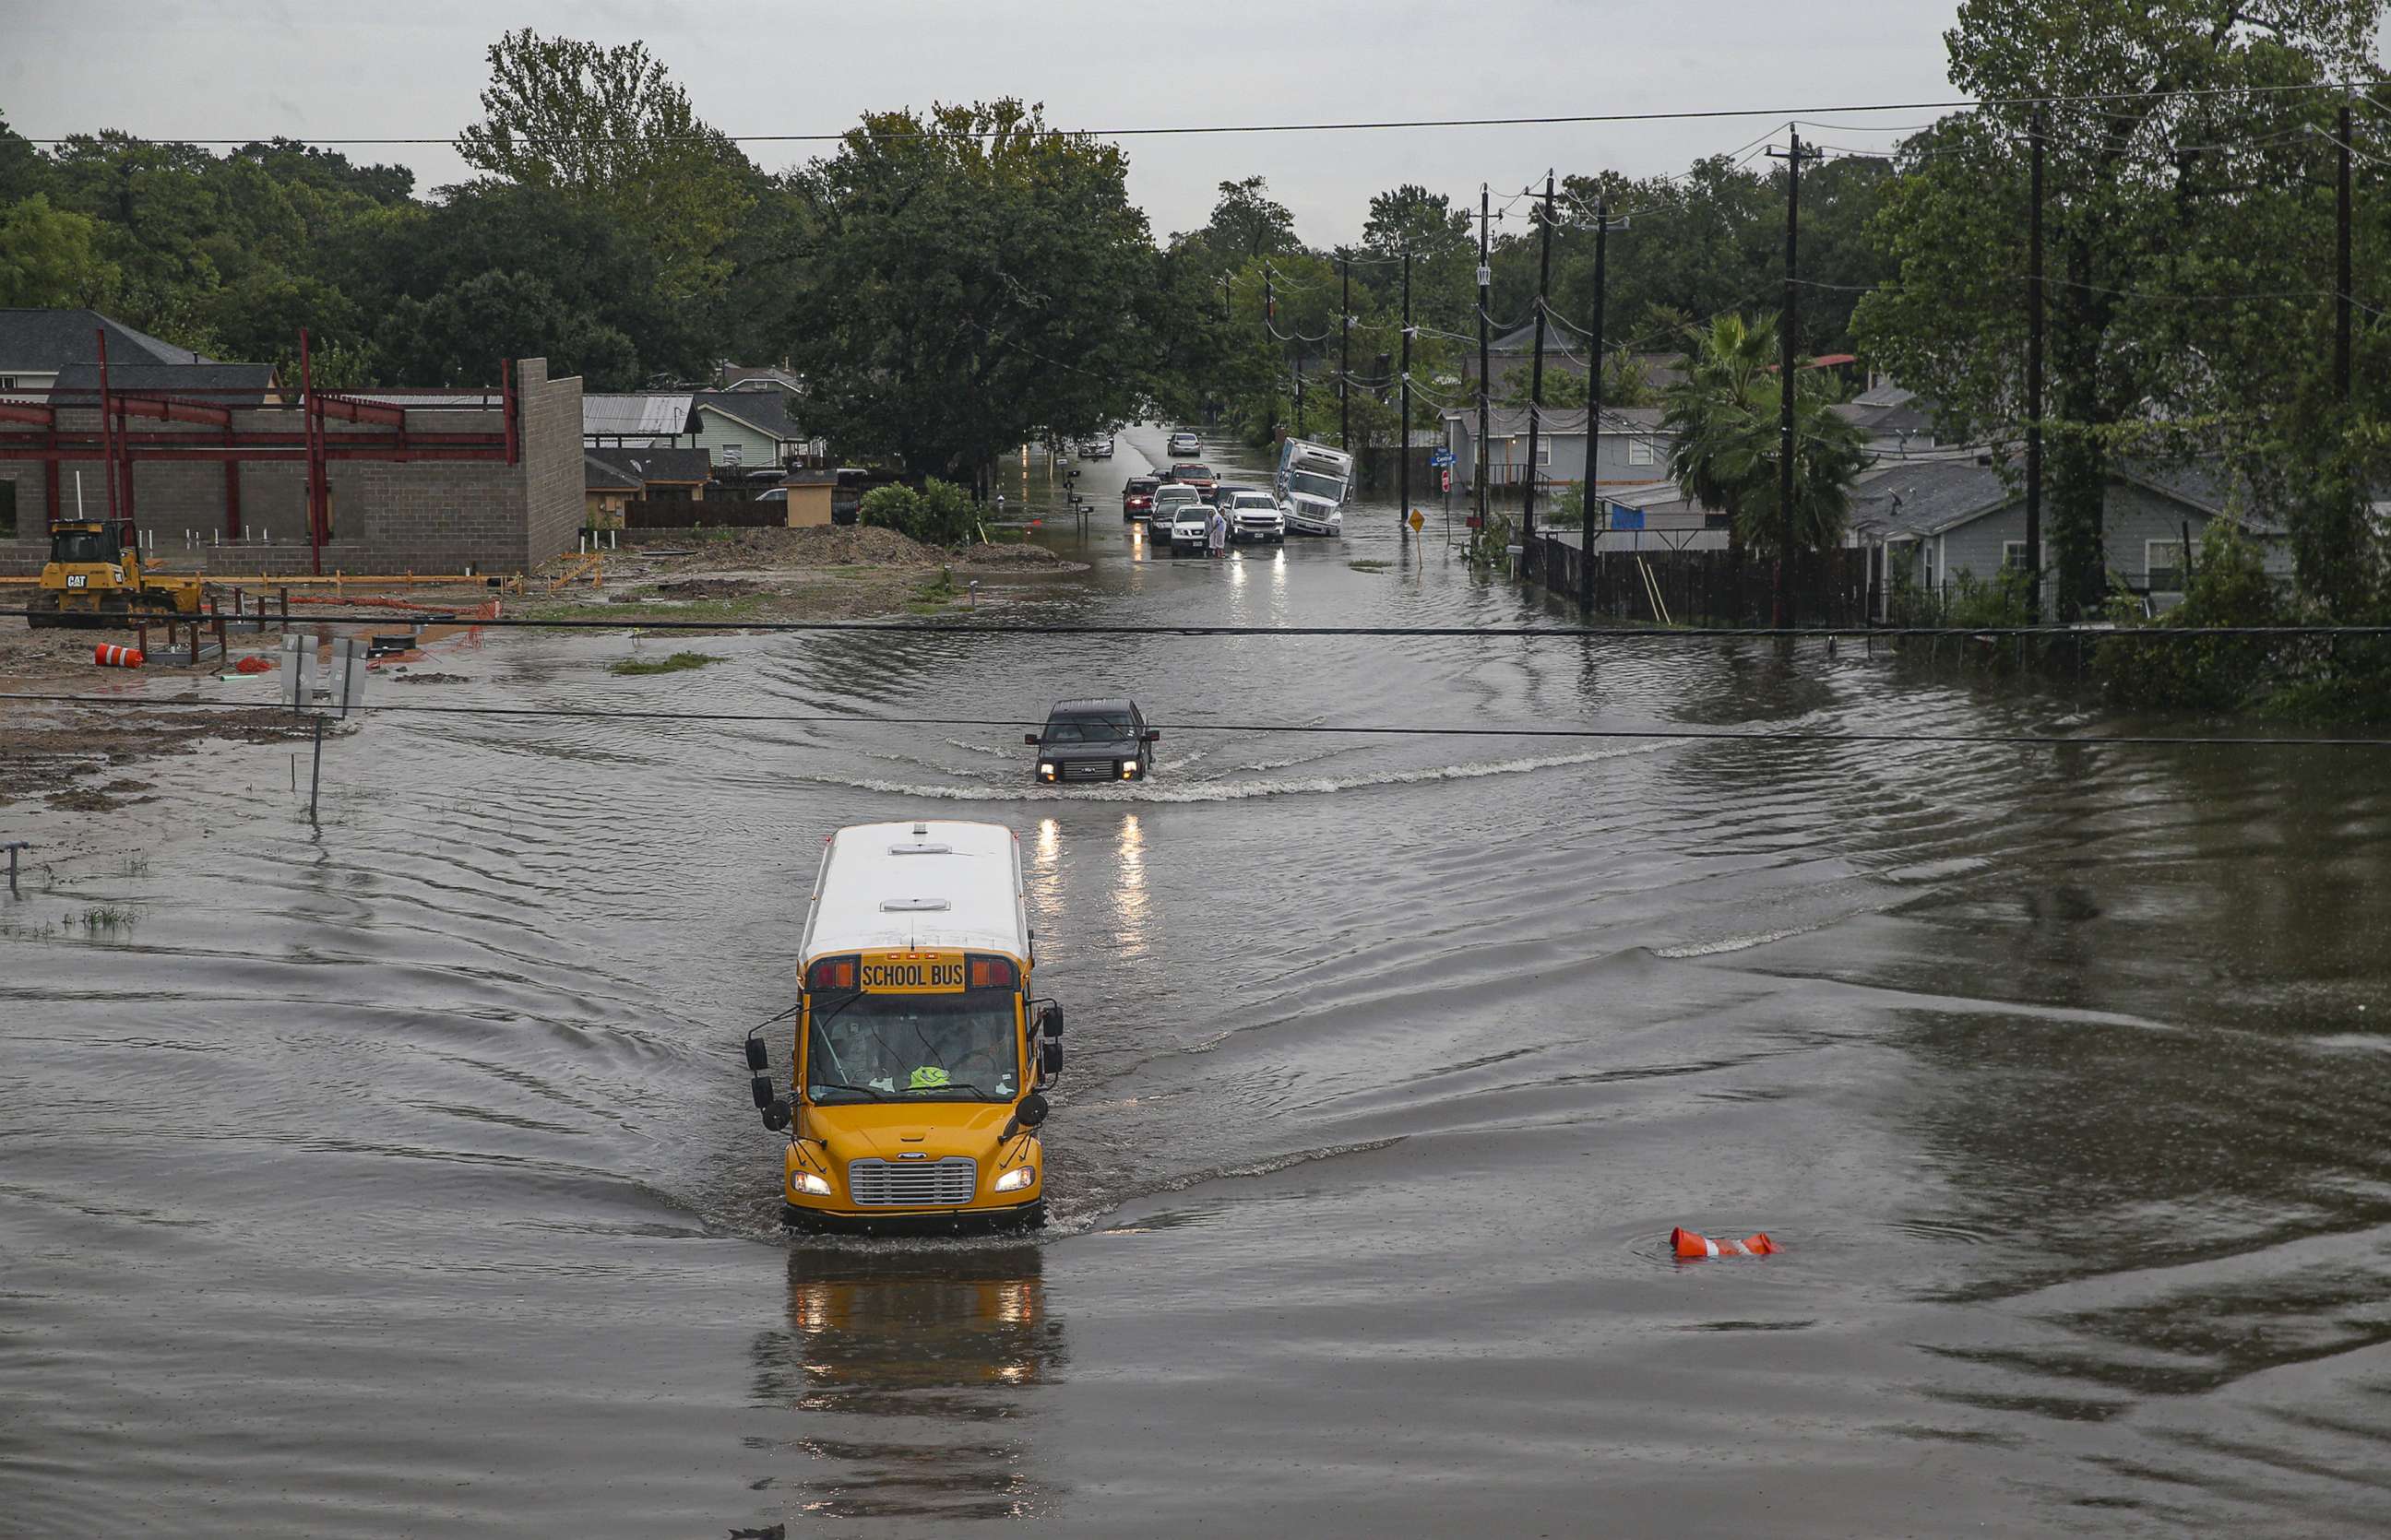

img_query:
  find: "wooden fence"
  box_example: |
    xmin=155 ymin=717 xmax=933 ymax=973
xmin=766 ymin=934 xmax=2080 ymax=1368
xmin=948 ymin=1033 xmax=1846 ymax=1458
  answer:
xmin=621 ymin=496 xmax=788 ymax=530
xmin=1523 ymin=534 xmax=1877 ymax=628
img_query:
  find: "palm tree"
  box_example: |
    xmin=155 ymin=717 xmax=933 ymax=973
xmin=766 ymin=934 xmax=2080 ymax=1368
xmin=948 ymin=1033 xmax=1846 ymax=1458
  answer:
xmin=1661 ymin=313 xmax=1867 ymax=559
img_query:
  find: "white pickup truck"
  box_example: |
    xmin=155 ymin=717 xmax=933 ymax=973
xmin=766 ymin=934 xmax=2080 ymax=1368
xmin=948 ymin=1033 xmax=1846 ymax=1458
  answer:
xmin=1223 ymin=489 xmax=1286 ymax=544
xmin=1168 ymin=501 xmax=1215 ymax=555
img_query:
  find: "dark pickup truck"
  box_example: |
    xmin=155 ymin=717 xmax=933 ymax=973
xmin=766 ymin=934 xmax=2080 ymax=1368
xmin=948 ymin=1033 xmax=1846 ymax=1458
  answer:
xmin=1027 ymin=699 xmax=1160 ymax=785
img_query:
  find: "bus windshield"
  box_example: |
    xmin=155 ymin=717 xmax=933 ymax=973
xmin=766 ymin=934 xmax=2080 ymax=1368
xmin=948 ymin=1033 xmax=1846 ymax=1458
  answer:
xmin=807 ymin=990 xmax=1019 ymax=1102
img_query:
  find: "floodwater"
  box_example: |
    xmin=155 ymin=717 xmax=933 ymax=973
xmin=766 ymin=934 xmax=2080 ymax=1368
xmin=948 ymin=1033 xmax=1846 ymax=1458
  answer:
xmin=6 ymin=426 xmax=2391 ymax=1536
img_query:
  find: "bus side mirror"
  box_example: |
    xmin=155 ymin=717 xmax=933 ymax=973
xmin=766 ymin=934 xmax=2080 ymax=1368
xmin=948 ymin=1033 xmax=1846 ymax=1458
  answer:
xmin=762 ymin=1099 xmax=791 ymax=1131
xmin=743 ymin=1038 xmax=769 ymax=1072
xmin=1024 ymin=733 xmax=1041 ymax=746
xmin=1003 ymin=1091 xmax=1051 ymax=1142
xmin=1041 ymin=1005 xmax=1064 ymax=1037
xmin=1040 ymin=1040 xmax=1063 ymax=1079
xmin=750 ymin=1074 xmax=776 ymax=1109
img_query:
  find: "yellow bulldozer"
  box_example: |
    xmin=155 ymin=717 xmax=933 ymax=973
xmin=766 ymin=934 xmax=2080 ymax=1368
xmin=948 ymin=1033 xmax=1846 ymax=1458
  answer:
xmin=25 ymin=517 xmax=206 ymax=628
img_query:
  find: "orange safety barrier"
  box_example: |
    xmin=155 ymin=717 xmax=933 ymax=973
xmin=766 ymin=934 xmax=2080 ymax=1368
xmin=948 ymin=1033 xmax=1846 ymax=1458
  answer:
xmin=233 ymin=656 xmax=276 ymax=674
xmin=1671 ymin=1226 xmax=1778 ymax=1261
xmin=94 ymin=644 xmax=145 ymax=669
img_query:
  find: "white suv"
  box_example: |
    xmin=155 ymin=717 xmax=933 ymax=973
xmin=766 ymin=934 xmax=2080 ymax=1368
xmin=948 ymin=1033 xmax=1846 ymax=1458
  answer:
xmin=1225 ymin=490 xmax=1286 ymax=545
xmin=1169 ymin=501 xmax=1214 ymax=554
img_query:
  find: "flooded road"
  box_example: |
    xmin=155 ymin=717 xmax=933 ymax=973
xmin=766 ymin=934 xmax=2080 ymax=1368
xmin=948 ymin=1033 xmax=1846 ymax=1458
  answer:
xmin=6 ymin=424 xmax=2391 ymax=1535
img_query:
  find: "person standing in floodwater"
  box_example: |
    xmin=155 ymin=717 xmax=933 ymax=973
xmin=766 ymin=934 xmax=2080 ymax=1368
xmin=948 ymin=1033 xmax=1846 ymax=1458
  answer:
xmin=1207 ymin=503 xmax=1229 ymax=558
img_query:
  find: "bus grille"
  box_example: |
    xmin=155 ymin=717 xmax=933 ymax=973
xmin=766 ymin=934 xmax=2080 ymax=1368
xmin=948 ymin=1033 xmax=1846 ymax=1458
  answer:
xmin=847 ymin=1156 xmax=979 ymax=1207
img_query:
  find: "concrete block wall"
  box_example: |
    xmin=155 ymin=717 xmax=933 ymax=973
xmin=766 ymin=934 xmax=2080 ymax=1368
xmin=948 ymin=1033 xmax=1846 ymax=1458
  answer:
xmin=0 ymin=361 xmax=588 ymax=578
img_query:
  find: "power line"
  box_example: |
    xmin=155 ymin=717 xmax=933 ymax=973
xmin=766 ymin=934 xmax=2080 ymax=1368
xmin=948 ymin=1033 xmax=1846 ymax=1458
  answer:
xmin=5 ymin=692 xmax=2387 ymax=750
xmin=6 ymin=610 xmax=2391 ymax=640
xmin=23 ymin=81 xmax=2373 ymax=147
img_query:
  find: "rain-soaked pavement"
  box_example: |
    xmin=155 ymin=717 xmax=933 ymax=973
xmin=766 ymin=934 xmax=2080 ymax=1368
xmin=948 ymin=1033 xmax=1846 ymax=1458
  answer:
xmin=5 ymin=425 xmax=2391 ymax=1536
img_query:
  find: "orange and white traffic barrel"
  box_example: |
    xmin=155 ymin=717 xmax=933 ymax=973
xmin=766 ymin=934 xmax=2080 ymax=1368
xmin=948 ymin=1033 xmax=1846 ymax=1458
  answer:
xmin=1671 ymin=1226 xmax=1778 ymax=1260
xmin=94 ymin=645 xmax=145 ymax=669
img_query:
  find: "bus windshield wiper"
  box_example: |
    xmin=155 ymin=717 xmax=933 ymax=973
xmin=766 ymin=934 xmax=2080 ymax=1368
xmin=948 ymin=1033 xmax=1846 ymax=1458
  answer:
xmin=900 ymin=1081 xmax=995 ymax=1098
xmin=809 ymin=1081 xmax=886 ymax=1101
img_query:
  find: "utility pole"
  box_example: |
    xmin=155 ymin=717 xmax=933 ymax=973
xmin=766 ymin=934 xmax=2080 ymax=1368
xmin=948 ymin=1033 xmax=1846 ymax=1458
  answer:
xmin=1476 ymin=184 xmax=1492 ymax=541
xmin=1580 ymin=194 xmax=1611 ymax=618
xmin=1263 ymin=266 xmax=1278 ymax=443
xmin=2337 ymin=101 xmax=2353 ymax=407
xmin=2025 ymin=113 xmax=2046 ymax=624
xmin=1399 ymin=248 xmax=1412 ymax=532
xmin=1339 ymin=250 xmax=1352 ymax=452
xmin=1767 ymin=132 xmax=1804 ymax=630
xmin=1522 ymin=174 xmax=1555 ymax=558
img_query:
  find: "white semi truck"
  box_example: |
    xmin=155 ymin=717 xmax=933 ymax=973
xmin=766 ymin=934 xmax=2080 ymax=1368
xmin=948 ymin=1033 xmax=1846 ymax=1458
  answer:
xmin=1273 ymin=439 xmax=1352 ymax=536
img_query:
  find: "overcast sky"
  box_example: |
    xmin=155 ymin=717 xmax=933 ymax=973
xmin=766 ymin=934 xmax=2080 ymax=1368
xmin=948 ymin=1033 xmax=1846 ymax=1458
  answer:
xmin=0 ymin=1 xmax=2114 ymax=242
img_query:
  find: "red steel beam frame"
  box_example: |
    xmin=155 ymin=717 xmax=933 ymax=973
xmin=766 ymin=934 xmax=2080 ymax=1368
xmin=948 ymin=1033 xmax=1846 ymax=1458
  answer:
xmin=95 ymin=328 xmax=120 ymax=531
xmin=301 ymin=327 xmax=320 ymax=575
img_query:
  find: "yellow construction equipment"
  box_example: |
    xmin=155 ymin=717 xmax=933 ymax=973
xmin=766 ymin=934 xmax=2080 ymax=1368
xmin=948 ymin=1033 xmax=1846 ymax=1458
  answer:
xmin=25 ymin=517 xmax=205 ymax=628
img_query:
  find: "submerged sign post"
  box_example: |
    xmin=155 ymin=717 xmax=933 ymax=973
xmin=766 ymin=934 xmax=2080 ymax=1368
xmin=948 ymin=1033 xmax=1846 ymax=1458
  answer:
xmin=283 ymin=633 xmax=368 ymax=823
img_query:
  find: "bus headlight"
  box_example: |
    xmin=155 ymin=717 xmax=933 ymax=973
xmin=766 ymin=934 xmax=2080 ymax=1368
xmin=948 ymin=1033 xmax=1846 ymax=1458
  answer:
xmin=993 ymin=1166 xmax=1036 ymax=1192
xmin=790 ymin=1172 xmax=831 ymax=1197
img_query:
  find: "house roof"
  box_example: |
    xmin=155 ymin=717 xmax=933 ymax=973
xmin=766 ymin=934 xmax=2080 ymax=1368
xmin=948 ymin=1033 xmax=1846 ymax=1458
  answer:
xmin=720 ymin=365 xmax=804 ymax=393
xmin=584 ymin=392 xmax=697 ymax=440
xmin=0 ymin=308 xmax=207 ymax=373
xmin=1850 ymin=456 xmax=2278 ymax=540
xmin=48 ymin=361 xmax=279 ymax=407
xmin=693 ymin=388 xmax=802 ymax=442
xmin=585 ymin=445 xmax=711 ymax=486
xmin=584 ymin=454 xmax=640 ymax=492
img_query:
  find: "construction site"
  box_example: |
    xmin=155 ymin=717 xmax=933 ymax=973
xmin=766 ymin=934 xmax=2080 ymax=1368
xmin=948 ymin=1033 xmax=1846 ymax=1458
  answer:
xmin=0 ymin=335 xmax=582 ymax=581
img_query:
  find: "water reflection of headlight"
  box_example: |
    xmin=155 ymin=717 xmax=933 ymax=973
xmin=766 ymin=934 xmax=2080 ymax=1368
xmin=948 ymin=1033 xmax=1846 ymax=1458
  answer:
xmin=1036 ymin=818 xmax=1059 ymax=862
xmin=994 ymin=1279 xmax=1037 ymax=1326
xmin=792 ymin=1282 xmax=832 ymax=1334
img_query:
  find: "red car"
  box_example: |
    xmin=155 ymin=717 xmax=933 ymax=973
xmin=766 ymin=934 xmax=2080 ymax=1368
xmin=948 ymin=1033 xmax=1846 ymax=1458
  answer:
xmin=1123 ymin=476 xmax=1159 ymax=519
xmin=1170 ymin=463 xmax=1216 ymax=499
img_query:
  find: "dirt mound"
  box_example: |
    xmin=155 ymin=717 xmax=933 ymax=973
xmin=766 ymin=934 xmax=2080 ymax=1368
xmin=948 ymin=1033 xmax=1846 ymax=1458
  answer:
xmin=681 ymin=525 xmax=941 ymax=572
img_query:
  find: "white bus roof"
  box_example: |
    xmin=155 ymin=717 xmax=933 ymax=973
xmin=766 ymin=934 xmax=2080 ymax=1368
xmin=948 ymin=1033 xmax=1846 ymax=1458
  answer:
xmin=801 ymin=820 xmax=1029 ymax=962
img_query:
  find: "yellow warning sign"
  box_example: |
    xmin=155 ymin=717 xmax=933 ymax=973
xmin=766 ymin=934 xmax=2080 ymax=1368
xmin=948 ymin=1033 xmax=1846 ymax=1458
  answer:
xmin=1407 ymin=509 xmax=1425 ymax=532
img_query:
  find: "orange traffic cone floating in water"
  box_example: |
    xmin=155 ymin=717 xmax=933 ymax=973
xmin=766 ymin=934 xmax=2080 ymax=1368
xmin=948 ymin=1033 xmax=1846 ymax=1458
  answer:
xmin=94 ymin=644 xmax=145 ymax=669
xmin=1671 ymin=1226 xmax=1778 ymax=1260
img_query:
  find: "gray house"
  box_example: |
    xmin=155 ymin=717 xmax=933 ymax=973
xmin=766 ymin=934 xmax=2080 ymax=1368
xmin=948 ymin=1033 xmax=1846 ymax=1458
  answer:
xmin=1849 ymin=457 xmax=2292 ymax=615
xmin=1442 ymin=405 xmax=1675 ymax=497
xmin=0 ymin=307 xmax=205 ymax=402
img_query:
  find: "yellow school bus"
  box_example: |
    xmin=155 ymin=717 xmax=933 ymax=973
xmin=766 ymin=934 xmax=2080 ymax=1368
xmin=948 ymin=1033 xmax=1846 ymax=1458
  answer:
xmin=748 ymin=820 xmax=1061 ymax=1231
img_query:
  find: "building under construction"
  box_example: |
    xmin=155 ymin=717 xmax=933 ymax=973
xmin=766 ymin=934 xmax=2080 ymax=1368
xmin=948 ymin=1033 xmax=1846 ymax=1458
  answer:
xmin=0 ymin=318 xmax=582 ymax=577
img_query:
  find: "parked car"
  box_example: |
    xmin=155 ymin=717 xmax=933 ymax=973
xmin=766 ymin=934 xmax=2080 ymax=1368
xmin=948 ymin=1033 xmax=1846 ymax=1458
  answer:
xmin=1223 ymin=488 xmax=1287 ymax=544
xmin=754 ymin=487 xmax=787 ymax=503
xmin=1027 ymin=698 xmax=1160 ymax=785
xmin=1167 ymin=430 xmax=1202 ymax=456
xmin=1169 ymin=463 xmax=1217 ymax=499
xmin=1082 ymin=435 xmax=1115 ymax=459
xmin=1122 ymin=476 xmax=1160 ymax=519
xmin=1148 ymin=483 xmax=1203 ymax=531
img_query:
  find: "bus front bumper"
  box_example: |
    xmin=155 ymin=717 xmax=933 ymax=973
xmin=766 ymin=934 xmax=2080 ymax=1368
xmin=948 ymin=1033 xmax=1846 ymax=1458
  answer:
xmin=781 ymin=1197 xmax=1046 ymax=1234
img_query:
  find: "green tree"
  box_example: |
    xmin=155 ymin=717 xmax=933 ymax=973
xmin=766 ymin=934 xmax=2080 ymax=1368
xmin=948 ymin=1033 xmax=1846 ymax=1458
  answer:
xmin=382 ymin=268 xmax=639 ymax=388
xmin=1203 ymin=175 xmax=1302 ymax=261
xmin=455 ymin=30 xmax=755 ymax=301
xmin=1857 ymin=1 xmax=2385 ymax=617
xmin=1662 ymin=313 xmax=1867 ymax=557
xmin=780 ymin=101 xmax=1155 ymax=488
xmin=0 ymin=195 xmax=119 ymax=307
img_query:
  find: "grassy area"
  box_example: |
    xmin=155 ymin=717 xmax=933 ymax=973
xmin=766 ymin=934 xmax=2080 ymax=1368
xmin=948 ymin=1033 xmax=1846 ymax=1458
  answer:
xmin=1348 ymin=559 xmax=1393 ymax=573
xmin=607 ymin=651 xmax=724 ymax=677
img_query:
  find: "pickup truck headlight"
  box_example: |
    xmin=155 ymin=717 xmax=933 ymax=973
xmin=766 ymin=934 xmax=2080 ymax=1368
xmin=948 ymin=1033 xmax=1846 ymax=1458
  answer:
xmin=1039 ymin=762 xmax=1056 ymax=779
xmin=993 ymin=1166 xmax=1036 ymax=1192
xmin=790 ymin=1172 xmax=831 ymax=1197
xmin=1119 ymin=761 xmax=1137 ymax=779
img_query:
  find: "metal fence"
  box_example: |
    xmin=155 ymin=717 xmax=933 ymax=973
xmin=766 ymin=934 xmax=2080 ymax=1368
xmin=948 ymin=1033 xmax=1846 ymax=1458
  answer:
xmin=1523 ymin=534 xmax=1877 ymax=627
